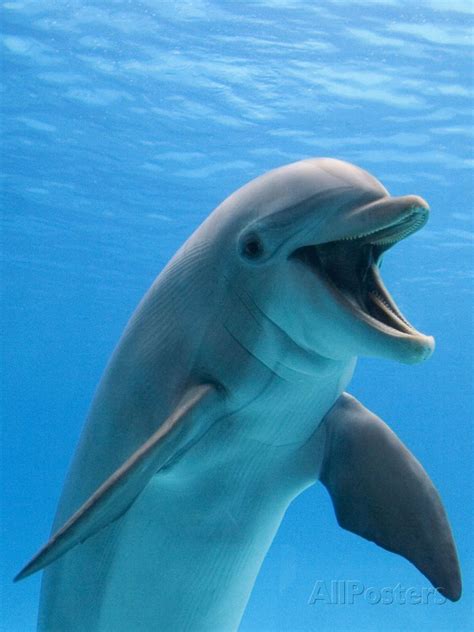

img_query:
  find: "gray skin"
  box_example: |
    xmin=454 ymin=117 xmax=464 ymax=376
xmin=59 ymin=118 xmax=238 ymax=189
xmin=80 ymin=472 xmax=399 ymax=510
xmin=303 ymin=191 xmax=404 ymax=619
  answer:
xmin=16 ymin=158 xmax=461 ymax=631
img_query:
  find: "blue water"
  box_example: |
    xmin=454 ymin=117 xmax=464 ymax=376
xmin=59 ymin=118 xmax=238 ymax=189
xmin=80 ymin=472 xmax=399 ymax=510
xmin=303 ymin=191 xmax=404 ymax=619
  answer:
xmin=1 ymin=1 xmax=473 ymax=630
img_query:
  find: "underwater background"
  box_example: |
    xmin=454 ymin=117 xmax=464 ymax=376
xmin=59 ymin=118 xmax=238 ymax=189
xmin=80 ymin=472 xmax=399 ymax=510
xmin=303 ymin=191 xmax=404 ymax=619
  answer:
xmin=1 ymin=1 xmax=473 ymax=630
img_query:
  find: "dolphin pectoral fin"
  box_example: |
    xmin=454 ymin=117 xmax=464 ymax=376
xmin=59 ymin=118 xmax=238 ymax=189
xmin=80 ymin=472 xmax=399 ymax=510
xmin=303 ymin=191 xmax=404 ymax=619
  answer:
xmin=15 ymin=383 xmax=219 ymax=582
xmin=319 ymin=393 xmax=461 ymax=602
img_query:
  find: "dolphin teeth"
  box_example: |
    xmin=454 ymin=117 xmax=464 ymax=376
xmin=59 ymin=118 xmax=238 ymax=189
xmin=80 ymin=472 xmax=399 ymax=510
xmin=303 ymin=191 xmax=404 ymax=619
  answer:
xmin=369 ymin=290 xmax=393 ymax=314
xmin=368 ymin=288 xmax=413 ymax=331
xmin=341 ymin=232 xmax=375 ymax=241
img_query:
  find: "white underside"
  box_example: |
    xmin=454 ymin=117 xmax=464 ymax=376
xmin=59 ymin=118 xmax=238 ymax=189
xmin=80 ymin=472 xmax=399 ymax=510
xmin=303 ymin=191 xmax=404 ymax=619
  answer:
xmin=38 ymin=379 xmax=340 ymax=632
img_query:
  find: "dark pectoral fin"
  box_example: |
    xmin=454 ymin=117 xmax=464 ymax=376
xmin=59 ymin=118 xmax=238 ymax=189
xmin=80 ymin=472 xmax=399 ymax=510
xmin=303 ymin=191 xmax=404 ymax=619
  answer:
xmin=15 ymin=383 xmax=219 ymax=582
xmin=320 ymin=393 xmax=461 ymax=601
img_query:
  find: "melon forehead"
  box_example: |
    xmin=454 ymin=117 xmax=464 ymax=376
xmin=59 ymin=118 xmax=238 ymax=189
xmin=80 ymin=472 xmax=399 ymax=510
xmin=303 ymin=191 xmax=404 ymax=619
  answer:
xmin=267 ymin=158 xmax=389 ymax=195
xmin=219 ymin=158 xmax=389 ymax=223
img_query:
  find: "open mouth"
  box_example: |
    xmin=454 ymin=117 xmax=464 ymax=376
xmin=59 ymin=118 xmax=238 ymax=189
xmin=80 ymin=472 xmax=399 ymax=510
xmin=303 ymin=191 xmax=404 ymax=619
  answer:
xmin=292 ymin=206 xmax=428 ymax=337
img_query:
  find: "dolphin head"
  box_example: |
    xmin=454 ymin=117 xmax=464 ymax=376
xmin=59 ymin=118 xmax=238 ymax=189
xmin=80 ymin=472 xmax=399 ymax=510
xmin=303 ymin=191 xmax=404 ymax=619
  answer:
xmin=215 ymin=158 xmax=434 ymax=365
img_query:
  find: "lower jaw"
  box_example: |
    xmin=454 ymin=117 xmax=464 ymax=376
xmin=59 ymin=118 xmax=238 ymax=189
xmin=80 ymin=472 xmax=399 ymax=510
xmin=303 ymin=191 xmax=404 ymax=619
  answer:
xmin=291 ymin=247 xmax=434 ymax=364
xmin=352 ymin=301 xmax=435 ymax=364
xmin=330 ymin=284 xmax=435 ymax=364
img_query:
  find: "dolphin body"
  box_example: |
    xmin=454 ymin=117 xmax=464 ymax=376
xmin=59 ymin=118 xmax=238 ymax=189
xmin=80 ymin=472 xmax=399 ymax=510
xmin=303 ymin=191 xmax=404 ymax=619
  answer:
xmin=17 ymin=158 xmax=461 ymax=631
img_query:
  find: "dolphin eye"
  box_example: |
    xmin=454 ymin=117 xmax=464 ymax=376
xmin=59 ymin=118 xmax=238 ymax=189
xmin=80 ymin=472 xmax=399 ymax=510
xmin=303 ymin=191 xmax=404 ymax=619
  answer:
xmin=241 ymin=235 xmax=264 ymax=260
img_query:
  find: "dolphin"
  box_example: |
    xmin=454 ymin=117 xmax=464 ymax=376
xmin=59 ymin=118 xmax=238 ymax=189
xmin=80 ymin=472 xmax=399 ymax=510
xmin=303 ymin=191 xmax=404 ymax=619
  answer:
xmin=16 ymin=158 xmax=461 ymax=631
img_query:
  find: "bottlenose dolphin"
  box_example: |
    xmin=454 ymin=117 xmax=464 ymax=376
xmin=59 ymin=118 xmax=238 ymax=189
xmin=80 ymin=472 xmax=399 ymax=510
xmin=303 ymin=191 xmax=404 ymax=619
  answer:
xmin=16 ymin=158 xmax=461 ymax=631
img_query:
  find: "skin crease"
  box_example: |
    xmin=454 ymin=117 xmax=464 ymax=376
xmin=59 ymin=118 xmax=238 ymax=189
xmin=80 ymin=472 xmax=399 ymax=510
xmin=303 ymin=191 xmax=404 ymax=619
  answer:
xmin=25 ymin=158 xmax=454 ymax=632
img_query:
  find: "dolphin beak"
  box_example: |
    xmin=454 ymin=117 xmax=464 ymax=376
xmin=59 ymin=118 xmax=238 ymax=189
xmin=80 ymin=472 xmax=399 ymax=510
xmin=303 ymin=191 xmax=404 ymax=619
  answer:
xmin=329 ymin=194 xmax=430 ymax=244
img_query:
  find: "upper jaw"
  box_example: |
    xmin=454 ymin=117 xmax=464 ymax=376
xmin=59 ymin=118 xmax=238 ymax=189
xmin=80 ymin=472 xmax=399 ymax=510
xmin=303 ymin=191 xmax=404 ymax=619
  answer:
xmin=320 ymin=194 xmax=430 ymax=245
